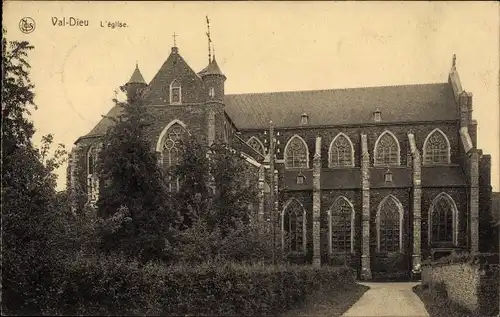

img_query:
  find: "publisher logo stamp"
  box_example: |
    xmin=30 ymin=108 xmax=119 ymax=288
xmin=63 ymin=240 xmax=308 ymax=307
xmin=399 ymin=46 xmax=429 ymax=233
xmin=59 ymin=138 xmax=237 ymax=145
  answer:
xmin=19 ymin=17 xmax=36 ymax=34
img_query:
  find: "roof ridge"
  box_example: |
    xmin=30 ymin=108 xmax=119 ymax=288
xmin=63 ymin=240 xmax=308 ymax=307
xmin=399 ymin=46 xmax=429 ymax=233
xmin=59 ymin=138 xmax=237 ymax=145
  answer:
xmin=225 ymin=82 xmax=450 ymax=97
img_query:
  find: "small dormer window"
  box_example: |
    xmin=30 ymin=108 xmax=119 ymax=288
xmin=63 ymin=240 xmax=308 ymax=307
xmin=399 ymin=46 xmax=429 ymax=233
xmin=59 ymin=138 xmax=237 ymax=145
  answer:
xmin=384 ymin=168 xmax=393 ymax=182
xmin=209 ymin=87 xmax=215 ymax=98
xmin=170 ymin=80 xmax=181 ymax=104
xmin=374 ymin=109 xmax=381 ymax=122
xmin=296 ymin=173 xmax=305 ymax=184
xmin=300 ymin=113 xmax=309 ymax=125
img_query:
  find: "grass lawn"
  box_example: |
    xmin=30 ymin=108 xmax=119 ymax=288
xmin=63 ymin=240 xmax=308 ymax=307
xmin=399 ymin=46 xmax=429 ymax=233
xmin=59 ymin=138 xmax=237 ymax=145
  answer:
xmin=412 ymin=284 xmax=475 ymax=317
xmin=282 ymin=283 xmax=370 ymax=317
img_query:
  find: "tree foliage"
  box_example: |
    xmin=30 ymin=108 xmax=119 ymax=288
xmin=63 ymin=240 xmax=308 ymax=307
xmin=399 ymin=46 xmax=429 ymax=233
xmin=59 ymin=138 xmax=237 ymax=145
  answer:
xmin=173 ymin=139 xmax=259 ymax=237
xmin=1 ymin=28 xmax=71 ymax=314
xmin=96 ymin=87 xmax=177 ymax=263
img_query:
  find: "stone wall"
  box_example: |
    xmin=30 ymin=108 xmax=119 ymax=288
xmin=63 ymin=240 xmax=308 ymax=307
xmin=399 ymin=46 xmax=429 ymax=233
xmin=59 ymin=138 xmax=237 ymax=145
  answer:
xmin=424 ymin=263 xmax=480 ymax=312
xmin=239 ymin=121 xmax=460 ymax=168
xmin=422 ymin=259 xmax=499 ymax=316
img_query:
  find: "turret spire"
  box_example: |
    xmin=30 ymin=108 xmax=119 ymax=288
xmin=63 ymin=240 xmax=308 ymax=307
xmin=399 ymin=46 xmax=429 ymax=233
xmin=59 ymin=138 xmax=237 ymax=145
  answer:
xmin=127 ymin=62 xmax=146 ymax=84
xmin=206 ymin=15 xmax=212 ymax=64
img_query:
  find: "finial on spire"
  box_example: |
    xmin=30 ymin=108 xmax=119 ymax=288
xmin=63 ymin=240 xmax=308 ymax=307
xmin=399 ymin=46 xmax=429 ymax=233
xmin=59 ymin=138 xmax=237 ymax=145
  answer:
xmin=136 ymin=60 xmax=138 ymax=68
xmin=452 ymin=54 xmax=456 ymax=69
xmin=206 ymin=15 xmax=212 ymax=64
xmin=173 ymin=32 xmax=178 ymax=47
xmin=212 ymin=43 xmax=216 ymax=61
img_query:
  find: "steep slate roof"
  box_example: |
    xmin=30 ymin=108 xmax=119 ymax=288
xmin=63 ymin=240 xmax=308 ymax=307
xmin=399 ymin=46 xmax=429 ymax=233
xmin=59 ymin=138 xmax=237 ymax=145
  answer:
xmin=81 ymin=82 xmax=459 ymax=140
xmin=224 ymin=83 xmax=458 ymax=130
xmin=128 ymin=65 xmax=146 ymax=84
xmin=86 ymin=104 xmax=124 ymax=137
xmin=199 ymin=56 xmax=225 ymax=77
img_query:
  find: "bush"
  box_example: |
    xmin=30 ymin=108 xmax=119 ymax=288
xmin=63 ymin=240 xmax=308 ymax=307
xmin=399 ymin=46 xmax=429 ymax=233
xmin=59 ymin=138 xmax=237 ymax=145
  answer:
xmin=40 ymin=256 xmax=356 ymax=316
xmin=424 ymin=250 xmax=499 ymax=266
xmin=175 ymin=218 xmax=285 ymax=265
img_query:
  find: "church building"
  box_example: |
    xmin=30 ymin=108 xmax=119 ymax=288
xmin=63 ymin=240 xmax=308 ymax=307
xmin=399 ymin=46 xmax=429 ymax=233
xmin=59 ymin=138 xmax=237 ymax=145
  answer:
xmin=67 ymin=40 xmax=493 ymax=280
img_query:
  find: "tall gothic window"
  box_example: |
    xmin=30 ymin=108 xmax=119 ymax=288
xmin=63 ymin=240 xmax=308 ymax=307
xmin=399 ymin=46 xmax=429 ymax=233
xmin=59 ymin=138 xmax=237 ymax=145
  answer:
xmin=284 ymin=135 xmax=308 ymax=169
xmin=374 ymin=131 xmax=400 ymax=166
xmin=377 ymin=195 xmax=402 ymax=253
xmin=283 ymin=199 xmax=306 ymax=253
xmin=87 ymin=146 xmax=97 ymax=176
xmin=429 ymin=193 xmax=456 ymax=244
xmin=329 ymin=133 xmax=354 ymax=167
xmin=223 ymin=121 xmax=230 ymax=143
xmin=86 ymin=146 xmax=99 ymax=204
xmin=329 ymin=197 xmax=354 ymax=254
xmin=423 ymin=129 xmax=450 ymax=165
xmin=170 ymin=80 xmax=181 ymax=104
xmin=247 ymin=136 xmax=265 ymax=156
xmin=162 ymin=123 xmax=186 ymax=191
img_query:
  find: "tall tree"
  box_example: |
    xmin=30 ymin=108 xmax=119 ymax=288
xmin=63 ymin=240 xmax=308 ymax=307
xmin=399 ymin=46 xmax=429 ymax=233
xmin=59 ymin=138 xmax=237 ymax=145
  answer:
xmin=174 ymin=139 xmax=259 ymax=236
xmin=96 ymin=88 xmax=177 ymax=263
xmin=208 ymin=142 xmax=259 ymax=237
xmin=171 ymin=135 xmax=212 ymax=229
xmin=1 ymin=28 xmax=68 ymax=314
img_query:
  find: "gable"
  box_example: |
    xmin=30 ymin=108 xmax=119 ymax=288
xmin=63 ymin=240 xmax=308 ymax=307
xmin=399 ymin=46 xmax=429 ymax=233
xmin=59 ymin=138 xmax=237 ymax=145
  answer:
xmin=142 ymin=50 xmax=206 ymax=105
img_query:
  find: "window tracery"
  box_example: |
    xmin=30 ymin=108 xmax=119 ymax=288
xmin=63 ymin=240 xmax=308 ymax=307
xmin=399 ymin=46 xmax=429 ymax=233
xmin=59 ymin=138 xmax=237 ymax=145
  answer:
xmin=329 ymin=134 xmax=354 ymax=167
xmin=374 ymin=132 xmax=400 ymax=166
xmin=285 ymin=136 xmax=308 ymax=169
xmin=423 ymin=129 xmax=450 ymax=164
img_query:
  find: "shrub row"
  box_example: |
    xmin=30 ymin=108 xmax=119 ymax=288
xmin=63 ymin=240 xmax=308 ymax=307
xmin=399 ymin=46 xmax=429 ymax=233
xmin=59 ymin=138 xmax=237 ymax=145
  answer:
xmin=35 ymin=256 xmax=355 ymax=316
xmin=421 ymin=251 xmax=498 ymax=266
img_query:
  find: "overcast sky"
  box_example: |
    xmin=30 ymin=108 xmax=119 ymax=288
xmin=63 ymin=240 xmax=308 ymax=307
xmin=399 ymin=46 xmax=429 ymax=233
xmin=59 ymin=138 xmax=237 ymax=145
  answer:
xmin=4 ymin=1 xmax=499 ymax=191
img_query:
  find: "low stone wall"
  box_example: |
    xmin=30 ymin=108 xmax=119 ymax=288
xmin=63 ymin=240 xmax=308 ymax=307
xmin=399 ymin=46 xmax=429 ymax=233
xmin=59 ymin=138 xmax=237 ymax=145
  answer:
xmin=421 ymin=254 xmax=499 ymax=316
xmin=424 ymin=263 xmax=480 ymax=312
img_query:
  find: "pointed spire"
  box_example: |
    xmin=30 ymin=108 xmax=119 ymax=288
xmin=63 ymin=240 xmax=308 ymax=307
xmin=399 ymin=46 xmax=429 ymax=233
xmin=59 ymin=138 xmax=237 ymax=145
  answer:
xmin=206 ymin=16 xmax=212 ymax=64
xmin=201 ymin=57 xmax=224 ymax=77
xmin=452 ymin=54 xmax=457 ymax=70
xmin=127 ymin=62 xmax=146 ymax=84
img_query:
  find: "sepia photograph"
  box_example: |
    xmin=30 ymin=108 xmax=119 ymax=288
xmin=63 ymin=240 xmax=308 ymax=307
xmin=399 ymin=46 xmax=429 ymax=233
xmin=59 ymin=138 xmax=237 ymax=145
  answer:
xmin=2 ymin=1 xmax=499 ymax=316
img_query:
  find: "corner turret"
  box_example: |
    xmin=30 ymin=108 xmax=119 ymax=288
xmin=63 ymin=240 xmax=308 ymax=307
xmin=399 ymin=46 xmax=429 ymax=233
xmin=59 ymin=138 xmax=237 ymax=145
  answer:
xmin=199 ymin=55 xmax=226 ymax=103
xmin=123 ymin=62 xmax=147 ymax=102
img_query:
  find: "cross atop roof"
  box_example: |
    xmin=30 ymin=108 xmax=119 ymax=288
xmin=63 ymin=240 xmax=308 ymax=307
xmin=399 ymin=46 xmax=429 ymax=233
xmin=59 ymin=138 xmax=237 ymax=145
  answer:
xmin=173 ymin=32 xmax=178 ymax=47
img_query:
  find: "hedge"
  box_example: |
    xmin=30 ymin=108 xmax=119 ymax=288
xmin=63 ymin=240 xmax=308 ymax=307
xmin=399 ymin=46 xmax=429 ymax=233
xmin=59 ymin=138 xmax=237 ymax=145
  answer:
xmin=21 ymin=256 xmax=356 ymax=316
xmin=421 ymin=251 xmax=498 ymax=266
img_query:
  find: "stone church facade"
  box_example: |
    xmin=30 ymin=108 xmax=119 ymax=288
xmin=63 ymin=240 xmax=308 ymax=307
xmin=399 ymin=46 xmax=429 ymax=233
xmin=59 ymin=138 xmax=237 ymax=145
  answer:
xmin=68 ymin=45 xmax=492 ymax=280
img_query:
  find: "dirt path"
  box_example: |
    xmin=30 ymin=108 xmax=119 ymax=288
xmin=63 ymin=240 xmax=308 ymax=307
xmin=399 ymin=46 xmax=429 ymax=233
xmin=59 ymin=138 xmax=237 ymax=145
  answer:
xmin=342 ymin=282 xmax=429 ymax=317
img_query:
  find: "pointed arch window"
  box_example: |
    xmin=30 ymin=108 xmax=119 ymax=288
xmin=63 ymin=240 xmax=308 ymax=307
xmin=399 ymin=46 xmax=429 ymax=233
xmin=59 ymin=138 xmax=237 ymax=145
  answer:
xmin=282 ymin=199 xmax=306 ymax=253
xmin=223 ymin=121 xmax=230 ymax=143
xmin=329 ymin=133 xmax=355 ymax=167
xmin=376 ymin=195 xmax=403 ymax=253
xmin=423 ymin=129 xmax=451 ymax=165
xmin=161 ymin=123 xmax=187 ymax=191
xmin=374 ymin=131 xmax=400 ymax=166
xmin=87 ymin=146 xmax=97 ymax=176
xmin=162 ymin=123 xmax=186 ymax=169
xmin=247 ymin=136 xmax=265 ymax=156
xmin=170 ymin=80 xmax=182 ymax=104
xmin=284 ymin=136 xmax=309 ymax=169
xmin=429 ymin=193 xmax=457 ymax=245
xmin=328 ymin=197 xmax=355 ymax=254
xmin=86 ymin=145 xmax=99 ymax=204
